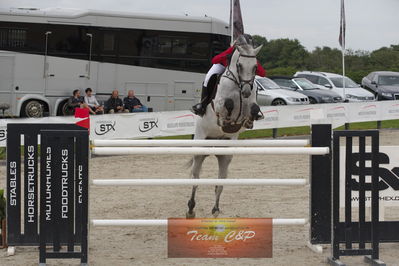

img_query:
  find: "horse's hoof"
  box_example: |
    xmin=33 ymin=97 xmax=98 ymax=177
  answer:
xmin=186 ymin=211 xmax=196 ymax=219
xmin=212 ymin=207 xmax=220 ymax=218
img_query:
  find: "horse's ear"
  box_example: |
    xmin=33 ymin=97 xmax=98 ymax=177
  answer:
xmin=253 ymin=45 xmax=263 ymax=55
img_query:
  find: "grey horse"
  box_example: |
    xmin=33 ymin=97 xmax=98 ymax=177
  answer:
xmin=186 ymin=37 xmax=263 ymax=218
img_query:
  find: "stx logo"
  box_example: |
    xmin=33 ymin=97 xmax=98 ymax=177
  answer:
xmin=95 ymin=121 xmax=116 ymax=135
xmin=139 ymin=119 xmax=159 ymax=133
xmin=350 ymin=152 xmax=399 ymax=191
xmin=0 ymin=128 xmax=6 ymax=141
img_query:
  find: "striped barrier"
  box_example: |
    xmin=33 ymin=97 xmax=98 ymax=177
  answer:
xmin=92 ymin=146 xmax=329 ymax=156
xmin=91 ymin=219 xmax=307 ymax=227
xmin=92 ymin=139 xmax=310 ymax=147
xmin=91 ymin=178 xmax=308 ymax=186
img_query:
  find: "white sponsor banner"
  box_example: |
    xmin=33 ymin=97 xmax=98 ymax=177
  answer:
xmin=340 ymin=146 xmax=399 ymax=207
xmin=90 ymin=111 xmax=196 ymax=139
xmin=1 ymin=101 xmax=399 ymax=146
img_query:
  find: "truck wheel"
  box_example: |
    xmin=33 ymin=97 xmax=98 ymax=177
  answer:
xmin=21 ymin=100 xmax=44 ymax=117
xmin=61 ymin=101 xmax=73 ymax=116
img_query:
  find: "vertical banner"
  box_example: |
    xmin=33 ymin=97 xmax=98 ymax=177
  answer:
xmin=23 ymin=133 xmax=38 ymax=243
xmin=339 ymin=0 xmax=347 ymax=98
xmin=230 ymin=0 xmax=244 ymax=41
xmin=168 ymin=218 xmax=272 ymax=258
xmin=339 ymin=0 xmax=346 ymax=49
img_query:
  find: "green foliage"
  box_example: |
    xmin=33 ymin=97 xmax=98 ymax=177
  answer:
xmin=258 ymin=38 xmax=309 ymax=70
xmin=239 ymin=120 xmax=399 ymax=139
xmin=252 ymin=36 xmax=399 ymax=79
xmin=239 ymin=126 xmax=311 ymax=139
xmin=0 ymin=189 xmax=5 ymax=221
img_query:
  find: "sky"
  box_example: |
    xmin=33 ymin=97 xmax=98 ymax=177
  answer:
xmin=0 ymin=0 xmax=398 ymax=52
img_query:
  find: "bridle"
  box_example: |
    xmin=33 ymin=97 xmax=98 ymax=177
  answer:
xmin=218 ymin=50 xmax=257 ymax=125
xmin=222 ymin=52 xmax=257 ymax=92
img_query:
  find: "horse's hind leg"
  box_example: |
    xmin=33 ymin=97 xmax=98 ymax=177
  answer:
xmin=187 ymin=155 xmax=206 ymax=218
xmin=212 ymin=155 xmax=233 ymax=217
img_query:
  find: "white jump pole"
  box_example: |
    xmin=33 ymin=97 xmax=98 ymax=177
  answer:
xmin=92 ymin=178 xmax=308 ymax=186
xmin=91 ymin=218 xmax=307 ymax=226
xmin=92 ymin=146 xmax=329 ymax=156
xmin=93 ymin=139 xmax=310 ymax=147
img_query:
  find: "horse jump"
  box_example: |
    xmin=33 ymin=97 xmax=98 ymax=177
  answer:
xmin=5 ymin=123 xmax=387 ymax=265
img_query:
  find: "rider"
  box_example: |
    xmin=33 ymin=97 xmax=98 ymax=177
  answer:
xmin=191 ymin=34 xmax=266 ymax=116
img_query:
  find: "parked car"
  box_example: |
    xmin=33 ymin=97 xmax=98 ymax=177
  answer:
xmin=255 ymin=77 xmax=309 ymax=106
xmin=269 ymin=76 xmax=343 ymax=104
xmin=294 ymin=71 xmax=375 ymax=102
xmin=361 ymin=71 xmax=399 ymax=100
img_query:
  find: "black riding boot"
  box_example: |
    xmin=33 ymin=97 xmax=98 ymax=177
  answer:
xmin=191 ymin=85 xmax=209 ymax=116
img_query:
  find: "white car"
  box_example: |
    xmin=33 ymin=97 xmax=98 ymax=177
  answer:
xmin=294 ymin=71 xmax=375 ymax=102
xmin=255 ymin=77 xmax=309 ymax=105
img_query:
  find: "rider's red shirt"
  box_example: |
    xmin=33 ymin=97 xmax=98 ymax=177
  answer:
xmin=211 ymin=46 xmax=266 ymax=77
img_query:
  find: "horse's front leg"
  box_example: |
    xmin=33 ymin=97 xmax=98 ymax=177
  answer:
xmin=215 ymin=96 xmax=236 ymax=127
xmin=244 ymin=103 xmax=263 ymax=129
xmin=213 ymin=155 xmax=233 ymax=217
xmin=187 ymin=155 xmax=207 ymax=218
xmin=250 ymin=103 xmax=264 ymax=121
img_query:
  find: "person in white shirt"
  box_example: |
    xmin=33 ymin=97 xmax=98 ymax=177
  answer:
xmin=84 ymin=88 xmax=104 ymax=114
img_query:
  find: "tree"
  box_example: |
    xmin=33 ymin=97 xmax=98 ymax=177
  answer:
xmin=250 ymin=33 xmax=399 ymax=80
xmin=261 ymin=38 xmax=308 ymax=69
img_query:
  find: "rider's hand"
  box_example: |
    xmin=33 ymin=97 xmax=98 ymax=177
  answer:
xmin=232 ymin=39 xmax=238 ymax=47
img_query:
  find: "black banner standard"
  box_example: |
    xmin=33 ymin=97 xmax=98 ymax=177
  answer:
xmin=328 ymin=130 xmax=384 ymax=265
xmin=6 ymin=123 xmax=84 ymax=246
xmin=310 ymin=127 xmax=399 ymax=245
xmin=39 ymin=129 xmax=88 ymax=265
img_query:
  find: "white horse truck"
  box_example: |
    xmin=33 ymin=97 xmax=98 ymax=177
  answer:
xmin=0 ymin=7 xmax=230 ymax=117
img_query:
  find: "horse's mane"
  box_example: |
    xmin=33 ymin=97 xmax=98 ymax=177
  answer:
xmin=236 ymin=34 xmax=254 ymax=47
xmin=235 ymin=34 xmax=257 ymax=56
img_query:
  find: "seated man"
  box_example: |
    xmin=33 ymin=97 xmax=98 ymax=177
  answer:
xmin=123 ymin=90 xmax=148 ymax=112
xmin=105 ymin=90 xmax=125 ymax=114
xmin=67 ymin=89 xmax=87 ymax=115
xmin=84 ymin=88 xmax=104 ymax=114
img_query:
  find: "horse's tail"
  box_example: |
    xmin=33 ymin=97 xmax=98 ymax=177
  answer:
xmin=185 ymin=157 xmax=194 ymax=169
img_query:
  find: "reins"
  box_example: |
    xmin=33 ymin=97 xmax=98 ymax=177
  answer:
xmin=220 ymin=50 xmax=256 ymax=124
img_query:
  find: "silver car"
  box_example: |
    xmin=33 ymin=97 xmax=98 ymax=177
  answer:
xmin=255 ymin=77 xmax=309 ymax=105
xmin=295 ymin=71 xmax=375 ymax=102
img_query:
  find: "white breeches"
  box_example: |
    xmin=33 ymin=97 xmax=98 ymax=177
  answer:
xmin=204 ymin=64 xmax=226 ymax=87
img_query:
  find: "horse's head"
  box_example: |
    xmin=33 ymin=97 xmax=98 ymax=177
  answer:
xmin=230 ymin=36 xmax=263 ymax=98
xmin=212 ymin=35 xmax=263 ymax=134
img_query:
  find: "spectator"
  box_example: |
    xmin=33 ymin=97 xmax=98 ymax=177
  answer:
xmin=105 ymin=90 xmax=125 ymax=114
xmin=84 ymin=88 xmax=104 ymax=114
xmin=67 ymin=89 xmax=87 ymax=115
xmin=123 ymin=90 xmax=148 ymax=112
